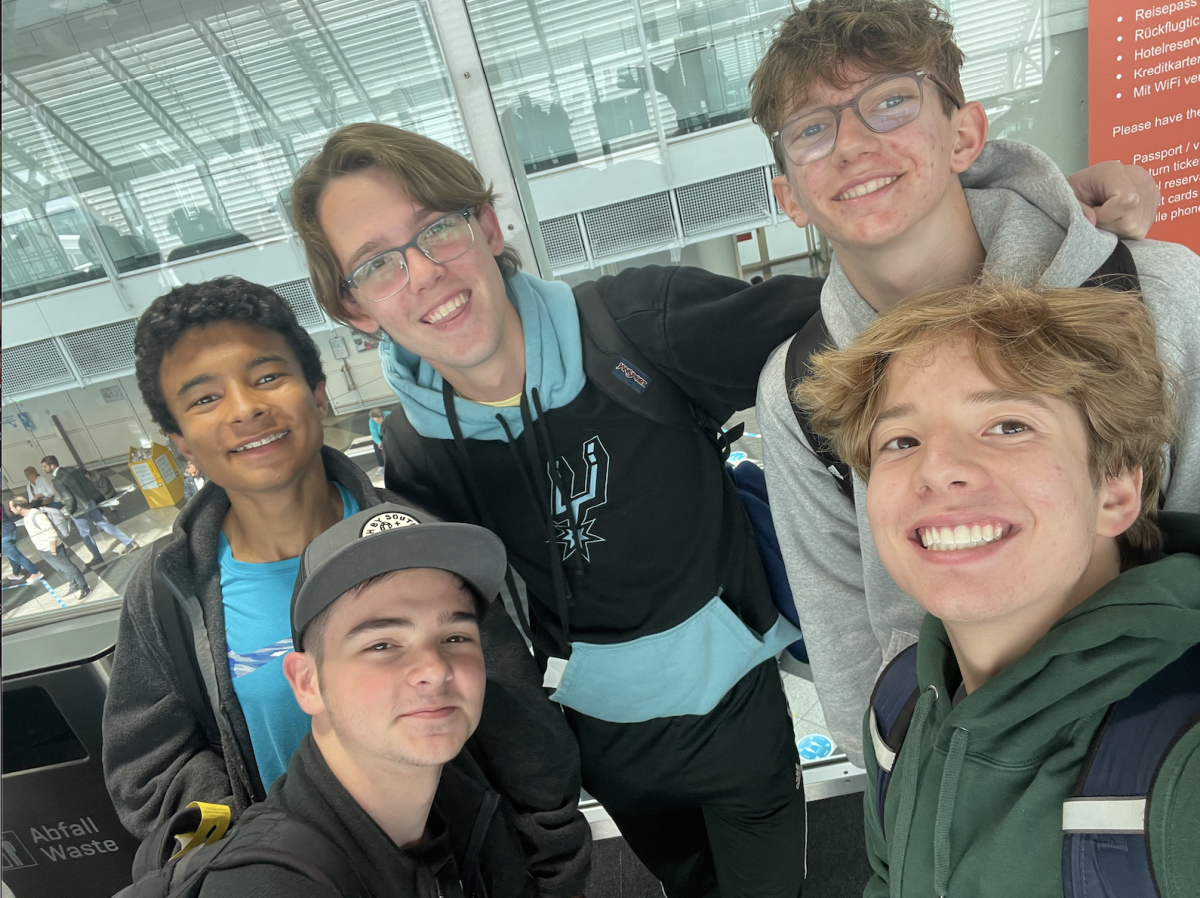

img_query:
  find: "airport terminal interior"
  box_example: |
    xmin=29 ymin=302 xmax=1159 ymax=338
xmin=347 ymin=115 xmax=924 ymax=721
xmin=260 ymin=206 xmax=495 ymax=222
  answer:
xmin=0 ymin=0 xmax=1152 ymax=896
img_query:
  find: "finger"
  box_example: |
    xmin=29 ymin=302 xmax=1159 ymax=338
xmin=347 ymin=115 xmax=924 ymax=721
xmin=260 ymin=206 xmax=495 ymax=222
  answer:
xmin=1078 ymin=200 xmax=1098 ymax=226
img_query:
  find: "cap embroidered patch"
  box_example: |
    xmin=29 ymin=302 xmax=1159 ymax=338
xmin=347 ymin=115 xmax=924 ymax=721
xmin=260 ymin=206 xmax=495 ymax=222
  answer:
xmin=361 ymin=511 xmax=420 ymax=536
xmin=612 ymin=357 xmax=650 ymax=395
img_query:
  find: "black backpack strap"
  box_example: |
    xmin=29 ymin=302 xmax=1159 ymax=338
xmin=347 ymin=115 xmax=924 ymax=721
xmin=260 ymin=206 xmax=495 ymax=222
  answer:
xmin=1062 ymin=642 xmax=1200 ymax=898
xmin=150 ymin=539 xmax=221 ymax=748
xmin=204 ymin=810 xmax=371 ymax=897
xmin=460 ymin=790 xmax=502 ymax=898
xmin=867 ymin=643 xmax=921 ymax=836
xmin=1082 ymin=240 xmax=1140 ymax=293
xmin=574 ymin=281 xmax=742 ymax=459
xmin=784 ymin=312 xmax=854 ymax=501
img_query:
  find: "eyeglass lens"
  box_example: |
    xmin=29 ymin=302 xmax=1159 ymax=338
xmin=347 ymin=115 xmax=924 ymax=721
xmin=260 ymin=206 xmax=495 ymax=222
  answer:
xmin=780 ymin=75 xmax=924 ymax=166
xmin=353 ymin=213 xmax=474 ymax=303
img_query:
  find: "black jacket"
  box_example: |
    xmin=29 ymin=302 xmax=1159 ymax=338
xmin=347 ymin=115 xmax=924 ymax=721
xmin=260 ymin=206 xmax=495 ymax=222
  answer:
xmin=53 ymin=464 xmax=98 ymax=516
xmin=102 ymin=447 xmax=590 ymax=896
xmin=383 ymin=266 xmax=823 ymax=659
xmin=198 ymin=735 xmax=537 ymax=898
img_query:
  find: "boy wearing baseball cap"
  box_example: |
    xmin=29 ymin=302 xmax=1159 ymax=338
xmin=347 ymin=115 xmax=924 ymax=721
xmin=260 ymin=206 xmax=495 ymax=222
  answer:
xmin=196 ymin=503 xmax=536 ymax=896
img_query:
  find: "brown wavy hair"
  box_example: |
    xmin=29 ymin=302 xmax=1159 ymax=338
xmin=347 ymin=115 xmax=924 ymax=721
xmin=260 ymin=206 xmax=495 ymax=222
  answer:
xmin=794 ymin=282 xmax=1179 ymax=567
xmin=290 ymin=123 xmax=521 ymax=325
xmin=751 ymin=0 xmax=966 ymax=171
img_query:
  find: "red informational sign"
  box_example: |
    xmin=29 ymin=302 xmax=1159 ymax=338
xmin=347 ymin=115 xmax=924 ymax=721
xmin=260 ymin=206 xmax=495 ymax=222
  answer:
xmin=1088 ymin=0 xmax=1200 ymax=250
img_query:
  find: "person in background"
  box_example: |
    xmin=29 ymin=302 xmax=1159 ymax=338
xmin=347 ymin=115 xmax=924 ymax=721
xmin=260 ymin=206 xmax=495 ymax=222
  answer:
xmin=24 ymin=465 xmax=72 ymax=537
xmin=182 ymin=460 xmax=207 ymax=504
xmin=41 ymin=455 xmax=139 ymax=565
xmin=9 ymin=498 xmax=89 ymax=599
xmin=795 ymin=281 xmax=1198 ymax=897
xmin=2 ymin=503 xmax=44 ymax=585
xmin=368 ymin=407 xmax=390 ymax=469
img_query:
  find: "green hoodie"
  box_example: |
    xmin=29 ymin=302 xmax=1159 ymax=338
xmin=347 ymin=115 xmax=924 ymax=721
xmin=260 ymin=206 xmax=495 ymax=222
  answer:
xmin=863 ymin=513 xmax=1200 ymax=898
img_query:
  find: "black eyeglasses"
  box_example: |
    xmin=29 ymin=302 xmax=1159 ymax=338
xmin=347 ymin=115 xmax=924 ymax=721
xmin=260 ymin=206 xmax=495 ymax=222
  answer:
xmin=772 ymin=72 xmax=962 ymax=167
xmin=342 ymin=209 xmax=475 ymax=304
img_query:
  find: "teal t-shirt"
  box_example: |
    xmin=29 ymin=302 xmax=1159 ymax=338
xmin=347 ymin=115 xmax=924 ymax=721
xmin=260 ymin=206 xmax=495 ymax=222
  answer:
xmin=220 ymin=482 xmax=360 ymax=790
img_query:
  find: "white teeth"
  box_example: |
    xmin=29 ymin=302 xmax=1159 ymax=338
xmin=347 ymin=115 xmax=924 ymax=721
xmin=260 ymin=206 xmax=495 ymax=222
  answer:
xmin=234 ymin=431 xmax=288 ymax=452
xmin=425 ymin=293 xmax=467 ymax=323
xmin=918 ymin=523 xmax=1008 ymax=551
xmin=836 ymin=176 xmax=898 ymax=200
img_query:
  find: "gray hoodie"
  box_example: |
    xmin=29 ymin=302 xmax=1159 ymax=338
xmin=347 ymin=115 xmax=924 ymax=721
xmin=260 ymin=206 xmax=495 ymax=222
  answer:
xmin=757 ymin=139 xmax=1200 ymax=766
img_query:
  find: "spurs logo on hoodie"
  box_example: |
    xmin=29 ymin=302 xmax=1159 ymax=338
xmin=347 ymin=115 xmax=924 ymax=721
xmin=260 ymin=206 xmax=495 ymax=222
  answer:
xmin=549 ymin=436 xmax=609 ymax=562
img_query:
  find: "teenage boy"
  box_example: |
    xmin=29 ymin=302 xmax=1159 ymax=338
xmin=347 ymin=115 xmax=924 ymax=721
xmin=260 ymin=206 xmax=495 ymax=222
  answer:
xmin=287 ymin=122 xmax=1146 ymax=898
xmin=41 ymin=455 xmax=138 ymax=564
xmin=9 ymin=498 xmax=88 ymax=598
xmin=793 ymin=282 xmax=1199 ymax=897
xmin=102 ymin=278 xmax=589 ymax=898
xmin=193 ymin=504 xmax=535 ymax=896
xmin=751 ymin=0 xmax=1200 ymax=765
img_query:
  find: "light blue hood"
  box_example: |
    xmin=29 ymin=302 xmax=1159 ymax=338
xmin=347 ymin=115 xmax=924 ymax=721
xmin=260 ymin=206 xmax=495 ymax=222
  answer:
xmin=379 ymin=271 xmax=586 ymax=440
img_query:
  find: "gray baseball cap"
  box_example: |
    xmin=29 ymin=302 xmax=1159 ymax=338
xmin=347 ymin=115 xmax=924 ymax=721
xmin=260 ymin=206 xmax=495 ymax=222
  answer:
xmin=290 ymin=503 xmax=507 ymax=650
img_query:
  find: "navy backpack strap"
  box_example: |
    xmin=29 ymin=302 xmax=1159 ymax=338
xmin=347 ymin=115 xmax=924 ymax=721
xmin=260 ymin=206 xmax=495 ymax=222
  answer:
xmin=1062 ymin=642 xmax=1200 ymax=898
xmin=867 ymin=643 xmax=921 ymax=836
xmin=784 ymin=312 xmax=854 ymax=502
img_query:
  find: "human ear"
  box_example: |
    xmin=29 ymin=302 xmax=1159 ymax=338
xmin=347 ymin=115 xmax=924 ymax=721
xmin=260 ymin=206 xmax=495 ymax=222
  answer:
xmin=772 ymin=174 xmax=811 ymax=229
xmin=167 ymin=431 xmax=194 ymax=464
xmin=312 ymin=380 xmax=329 ymax=418
xmin=1096 ymin=465 xmax=1143 ymax=538
xmin=948 ymin=102 xmax=989 ymax=174
xmin=282 ymin=651 xmax=326 ymax=716
xmin=340 ymin=294 xmax=384 ymax=336
xmin=475 ymin=204 xmax=506 ymax=256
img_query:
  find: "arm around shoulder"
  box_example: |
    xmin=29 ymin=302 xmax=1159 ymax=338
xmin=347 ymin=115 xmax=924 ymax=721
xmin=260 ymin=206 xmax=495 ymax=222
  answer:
xmin=1148 ymin=715 xmax=1200 ymax=898
xmin=470 ymin=603 xmax=591 ymax=898
xmin=102 ymin=555 xmax=237 ymax=839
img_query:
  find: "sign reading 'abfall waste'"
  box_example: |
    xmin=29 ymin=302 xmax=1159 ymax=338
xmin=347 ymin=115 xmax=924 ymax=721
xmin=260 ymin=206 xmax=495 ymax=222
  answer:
xmin=1088 ymin=0 xmax=1200 ymax=251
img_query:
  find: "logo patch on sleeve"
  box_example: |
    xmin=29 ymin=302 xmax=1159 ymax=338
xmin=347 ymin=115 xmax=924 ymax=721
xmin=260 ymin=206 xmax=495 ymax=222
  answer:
xmin=612 ymin=357 xmax=651 ymax=395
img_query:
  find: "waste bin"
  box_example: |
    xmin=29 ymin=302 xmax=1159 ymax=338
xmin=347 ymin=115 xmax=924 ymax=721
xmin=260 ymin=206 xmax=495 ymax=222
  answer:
xmin=2 ymin=609 xmax=139 ymax=897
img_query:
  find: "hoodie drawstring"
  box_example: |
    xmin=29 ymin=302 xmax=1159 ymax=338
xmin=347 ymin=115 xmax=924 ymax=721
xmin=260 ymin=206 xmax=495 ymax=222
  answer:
xmin=933 ymin=726 xmax=968 ymax=897
xmin=889 ymin=685 xmax=937 ymax=898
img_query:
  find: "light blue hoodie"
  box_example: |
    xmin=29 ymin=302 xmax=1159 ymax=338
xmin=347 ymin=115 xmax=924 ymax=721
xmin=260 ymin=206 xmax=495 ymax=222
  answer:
xmin=378 ymin=271 xmax=585 ymax=440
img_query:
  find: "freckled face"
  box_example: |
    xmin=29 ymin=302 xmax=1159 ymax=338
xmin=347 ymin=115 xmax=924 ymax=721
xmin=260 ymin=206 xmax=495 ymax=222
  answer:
xmin=865 ymin=342 xmax=1105 ymax=625
xmin=776 ymin=68 xmax=968 ymax=251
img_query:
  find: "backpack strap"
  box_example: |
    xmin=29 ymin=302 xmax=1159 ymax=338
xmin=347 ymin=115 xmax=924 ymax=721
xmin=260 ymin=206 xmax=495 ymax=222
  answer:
xmin=574 ymin=281 xmax=743 ymax=459
xmin=150 ymin=539 xmax=221 ymax=748
xmin=1082 ymin=240 xmax=1140 ymax=293
xmin=784 ymin=312 xmax=854 ymax=502
xmin=867 ymin=643 xmax=921 ymax=837
xmin=1062 ymin=642 xmax=1200 ymax=898
xmin=460 ymin=790 xmax=502 ymax=898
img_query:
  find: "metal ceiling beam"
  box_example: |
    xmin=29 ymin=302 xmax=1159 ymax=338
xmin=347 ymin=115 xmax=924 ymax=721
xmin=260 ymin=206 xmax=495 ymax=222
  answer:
xmin=295 ymin=0 xmax=383 ymax=119
xmin=90 ymin=47 xmax=208 ymax=164
xmin=2 ymin=134 xmax=56 ymax=193
xmin=190 ymin=19 xmax=298 ymax=173
xmin=2 ymin=165 xmax=45 ymax=206
xmin=2 ymin=71 xmax=122 ymax=187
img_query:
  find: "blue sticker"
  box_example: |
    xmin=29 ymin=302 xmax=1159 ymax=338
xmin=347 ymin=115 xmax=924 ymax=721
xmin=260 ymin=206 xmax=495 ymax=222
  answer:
xmin=728 ymin=451 xmax=748 ymax=464
xmin=611 ymin=357 xmax=650 ymax=395
xmin=798 ymin=734 xmax=834 ymax=761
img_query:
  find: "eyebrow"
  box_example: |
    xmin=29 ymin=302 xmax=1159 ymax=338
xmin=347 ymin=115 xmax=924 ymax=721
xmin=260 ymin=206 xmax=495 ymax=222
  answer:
xmin=175 ymin=354 xmax=291 ymax=398
xmin=345 ymin=206 xmax=435 ymax=272
xmin=343 ymin=609 xmax=478 ymax=640
xmin=963 ymin=390 xmax=1051 ymax=410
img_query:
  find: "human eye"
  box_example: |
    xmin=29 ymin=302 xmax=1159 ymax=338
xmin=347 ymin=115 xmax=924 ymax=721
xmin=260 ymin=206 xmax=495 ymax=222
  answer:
xmin=794 ymin=119 xmax=827 ymax=140
xmin=880 ymin=434 xmax=920 ymax=452
xmin=255 ymin=372 xmax=283 ymax=386
xmin=360 ymin=254 xmax=394 ymax=279
xmin=188 ymin=393 xmax=219 ymax=409
xmin=366 ymin=641 xmax=394 ymax=653
xmin=985 ymin=420 xmax=1029 ymax=436
xmin=878 ymin=93 xmax=907 ymax=110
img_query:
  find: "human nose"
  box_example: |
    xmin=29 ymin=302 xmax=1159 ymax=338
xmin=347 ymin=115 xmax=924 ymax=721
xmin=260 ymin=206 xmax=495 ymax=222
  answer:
xmin=829 ymin=106 xmax=882 ymax=164
xmin=403 ymin=243 xmax=445 ymax=294
xmin=914 ymin=429 xmax=982 ymax=495
xmin=224 ymin=380 xmax=269 ymax=424
xmin=406 ymin=642 xmax=454 ymax=688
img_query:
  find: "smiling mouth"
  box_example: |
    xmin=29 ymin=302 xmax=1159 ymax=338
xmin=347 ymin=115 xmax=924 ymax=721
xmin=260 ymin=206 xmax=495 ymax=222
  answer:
xmin=918 ymin=523 xmax=1010 ymax=551
xmin=836 ymin=176 xmax=898 ymax=201
xmin=232 ymin=430 xmax=289 ymax=452
xmin=423 ymin=292 xmax=468 ymax=324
